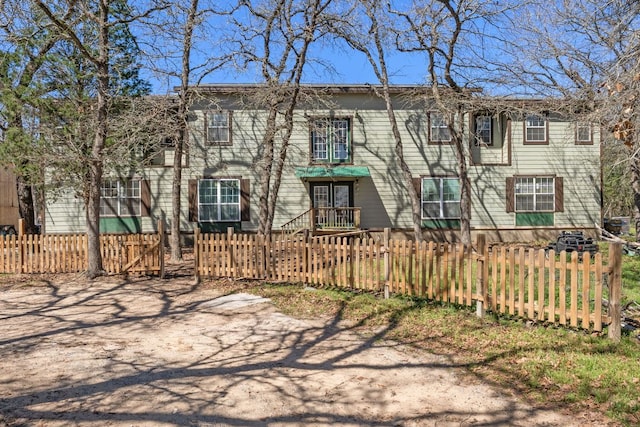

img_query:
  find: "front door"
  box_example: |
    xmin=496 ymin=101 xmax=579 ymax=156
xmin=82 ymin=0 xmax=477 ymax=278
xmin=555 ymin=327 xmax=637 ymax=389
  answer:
xmin=309 ymin=182 xmax=354 ymax=228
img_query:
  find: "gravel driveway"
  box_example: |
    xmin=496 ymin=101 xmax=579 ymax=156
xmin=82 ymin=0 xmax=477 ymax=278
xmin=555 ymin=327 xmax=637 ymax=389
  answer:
xmin=0 ymin=271 xmax=598 ymax=426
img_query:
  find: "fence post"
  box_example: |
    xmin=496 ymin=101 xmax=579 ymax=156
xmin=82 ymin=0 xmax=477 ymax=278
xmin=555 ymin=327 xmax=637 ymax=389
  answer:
xmin=476 ymin=234 xmax=487 ymax=318
xmin=227 ymin=227 xmax=236 ymax=276
xmin=193 ymin=227 xmax=200 ymax=284
xmin=158 ymin=220 xmax=165 ymax=279
xmin=18 ymin=218 xmax=25 ymax=273
xmin=309 ymin=209 xmax=315 ymax=233
xmin=608 ymin=242 xmax=622 ymax=342
xmin=383 ymin=227 xmax=390 ymax=299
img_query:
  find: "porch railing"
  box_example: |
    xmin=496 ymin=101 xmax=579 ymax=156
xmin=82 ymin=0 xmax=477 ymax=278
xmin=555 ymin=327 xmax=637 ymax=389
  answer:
xmin=314 ymin=207 xmax=360 ymax=231
xmin=281 ymin=207 xmax=361 ymax=237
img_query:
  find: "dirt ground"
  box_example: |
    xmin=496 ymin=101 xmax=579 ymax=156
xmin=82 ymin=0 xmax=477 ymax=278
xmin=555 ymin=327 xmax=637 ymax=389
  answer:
xmin=0 ymin=262 xmax=610 ymax=427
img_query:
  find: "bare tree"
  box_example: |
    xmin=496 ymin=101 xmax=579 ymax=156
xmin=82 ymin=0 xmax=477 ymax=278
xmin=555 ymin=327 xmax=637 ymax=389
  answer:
xmin=391 ymin=0 xmax=523 ymax=246
xmin=329 ymin=0 xmax=424 ymax=242
xmin=231 ymin=0 xmax=335 ymax=237
xmin=499 ymin=0 xmax=640 ymax=237
xmin=140 ymin=0 xmax=231 ymax=261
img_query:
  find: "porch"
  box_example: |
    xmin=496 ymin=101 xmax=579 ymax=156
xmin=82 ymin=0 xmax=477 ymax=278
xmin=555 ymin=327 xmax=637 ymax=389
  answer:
xmin=281 ymin=207 xmax=362 ymax=237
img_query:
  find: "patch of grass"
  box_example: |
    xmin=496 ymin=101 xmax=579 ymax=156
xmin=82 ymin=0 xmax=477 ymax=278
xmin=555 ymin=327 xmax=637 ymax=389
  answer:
xmin=248 ymin=281 xmax=640 ymax=426
xmin=600 ymin=242 xmax=640 ymax=303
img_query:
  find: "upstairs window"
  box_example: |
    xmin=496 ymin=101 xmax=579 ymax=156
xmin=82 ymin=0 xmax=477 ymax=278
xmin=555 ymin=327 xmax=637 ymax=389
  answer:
xmin=475 ymin=115 xmax=492 ymax=145
xmin=198 ymin=179 xmax=240 ymax=222
xmin=100 ymin=179 xmax=141 ymax=217
xmin=421 ymin=177 xmax=461 ymax=219
xmin=524 ymin=114 xmax=548 ymax=144
xmin=575 ymin=122 xmax=593 ymax=145
xmin=428 ymin=112 xmax=451 ymax=143
xmin=310 ymin=118 xmax=351 ymax=163
xmin=206 ymin=111 xmax=232 ymax=145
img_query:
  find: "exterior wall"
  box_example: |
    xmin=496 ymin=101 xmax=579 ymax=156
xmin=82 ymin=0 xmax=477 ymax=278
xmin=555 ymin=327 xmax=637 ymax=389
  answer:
xmin=43 ymin=87 xmax=602 ymax=243
xmin=183 ymin=94 xmax=600 ymax=240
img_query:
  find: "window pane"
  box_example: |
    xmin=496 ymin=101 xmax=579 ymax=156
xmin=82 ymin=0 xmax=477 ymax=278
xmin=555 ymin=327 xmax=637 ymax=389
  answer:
xmin=313 ymin=186 xmax=329 ymax=208
xmin=422 ymin=202 xmax=440 ymax=218
xmin=515 ymin=177 xmax=534 ymax=194
xmin=210 ymin=113 xmax=227 ymax=126
xmin=516 ymin=194 xmax=534 ymax=211
xmin=537 ymin=177 xmax=554 ymax=194
xmin=443 ymin=202 xmax=460 ymax=218
xmin=333 ymin=120 xmax=349 ymax=160
xmin=200 ymin=204 xmax=218 ymax=222
xmin=208 ymin=112 xmax=230 ymax=143
xmin=311 ymin=120 xmax=328 ymax=160
xmin=422 ymin=179 xmax=440 ymax=202
xmin=577 ymin=123 xmax=591 ymax=142
xmin=526 ymin=115 xmax=545 ymax=127
xmin=220 ymin=180 xmax=239 ymax=203
xmin=536 ymin=194 xmax=554 ymax=211
xmin=100 ymin=180 xmax=142 ymax=217
xmin=515 ymin=177 xmax=555 ymax=212
xmin=198 ymin=179 xmax=240 ymax=222
xmin=442 ymin=179 xmax=460 ymax=201
xmin=525 ymin=114 xmax=546 ymax=141
xmin=220 ymin=205 xmax=239 ymax=221
xmin=199 ymin=181 xmax=217 ymax=204
xmin=421 ymin=177 xmax=460 ymax=219
xmin=431 ymin=113 xmax=451 ymax=141
xmin=526 ymin=128 xmax=545 ymax=141
xmin=100 ymin=197 xmax=118 ymax=216
xmin=476 ymin=116 xmax=492 ymax=145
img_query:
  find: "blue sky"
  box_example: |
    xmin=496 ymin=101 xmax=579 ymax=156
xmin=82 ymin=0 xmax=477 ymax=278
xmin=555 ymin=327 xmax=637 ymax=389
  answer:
xmin=147 ymin=47 xmax=428 ymax=95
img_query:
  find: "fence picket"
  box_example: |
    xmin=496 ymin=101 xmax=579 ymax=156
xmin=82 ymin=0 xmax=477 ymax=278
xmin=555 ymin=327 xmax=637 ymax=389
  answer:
xmin=570 ymin=251 xmax=579 ymax=327
xmin=594 ymin=253 xmax=603 ymax=331
xmin=189 ymin=233 xmax=613 ymax=334
xmin=582 ymin=252 xmax=591 ymax=329
xmin=549 ymin=250 xmax=556 ymax=323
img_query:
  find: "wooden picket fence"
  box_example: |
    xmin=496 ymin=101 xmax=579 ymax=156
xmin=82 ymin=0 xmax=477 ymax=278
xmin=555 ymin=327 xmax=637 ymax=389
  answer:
xmin=0 ymin=225 xmax=164 ymax=276
xmin=195 ymin=229 xmax=623 ymax=337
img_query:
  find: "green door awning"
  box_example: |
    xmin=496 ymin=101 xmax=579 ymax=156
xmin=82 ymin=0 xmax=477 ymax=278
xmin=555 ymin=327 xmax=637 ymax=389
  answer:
xmin=294 ymin=166 xmax=371 ymax=179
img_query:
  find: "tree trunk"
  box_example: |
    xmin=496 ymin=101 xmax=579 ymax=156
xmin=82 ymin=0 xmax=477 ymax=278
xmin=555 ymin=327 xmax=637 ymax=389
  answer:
xmin=453 ymin=122 xmax=471 ymax=246
xmin=170 ymin=130 xmax=184 ymax=261
xmin=85 ymin=170 xmax=103 ymax=278
xmin=85 ymin=0 xmax=110 ymax=278
xmin=16 ymin=171 xmax=36 ymax=234
xmin=257 ymin=107 xmax=278 ymax=237
xmin=457 ymin=156 xmax=472 ymax=246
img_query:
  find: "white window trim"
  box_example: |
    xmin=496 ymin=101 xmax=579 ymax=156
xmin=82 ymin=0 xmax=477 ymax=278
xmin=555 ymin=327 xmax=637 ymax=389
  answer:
xmin=311 ymin=118 xmax=351 ymax=163
xmin=100 ymin=179 xmax=141 ymax=217
xmin=421 ymin=177 xmax=461 ymax=220
xmin=524 ymin=114 xmax=547 ymax=143
xmin=206 ymin=111 xmax=231 ymax=144
xmin=475 ymin=115 xmax=492 ymax=146
xmin=576 ymin=122 xmax=592 ymax=143
xmin=514 ymin=176 xmax=555 ymax=212
xmin=198 ymin=179 xmax=241 ymax=222
xmin=429 ymin=112 xmax=452 ymax=142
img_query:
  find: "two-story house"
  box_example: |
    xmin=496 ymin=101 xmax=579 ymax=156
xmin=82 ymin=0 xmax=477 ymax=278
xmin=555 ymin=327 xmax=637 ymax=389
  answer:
xmin=44 ymin=84 xmax=601 ymax=242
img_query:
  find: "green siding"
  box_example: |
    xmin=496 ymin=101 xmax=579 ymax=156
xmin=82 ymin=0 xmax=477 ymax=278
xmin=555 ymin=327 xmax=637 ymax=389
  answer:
xmin=516 ymin=213 xmax=554 ymax=226
xmin=100 ymin=217 xmax=142 ymax=233
xmin=199 ymin=222 xmax=241 ymax=233
xmin=421 ymin=219 xmax=460 ymax=229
